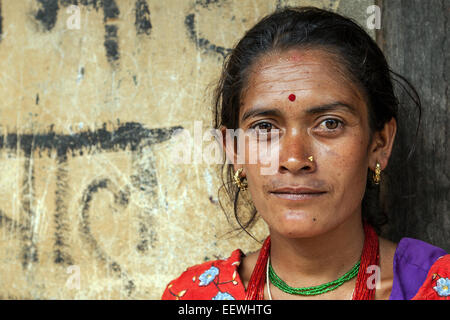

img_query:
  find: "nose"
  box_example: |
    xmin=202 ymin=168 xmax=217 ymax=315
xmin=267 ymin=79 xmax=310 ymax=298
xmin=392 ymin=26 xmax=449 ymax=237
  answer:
xmin=278 ymin=128 xmax=315 ymax=174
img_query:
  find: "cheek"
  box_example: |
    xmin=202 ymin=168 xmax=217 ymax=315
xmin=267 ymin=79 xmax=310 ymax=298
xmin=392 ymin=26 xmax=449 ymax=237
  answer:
xmin=246 ymin=165 xmax=268 ymax=195
xmin=244 ymin=135 xmax=281 ymax=171
xmin=245 ymin=167 xmax=272 ymax=216
xmin=317 ymin=134 xmax=369 ymax=192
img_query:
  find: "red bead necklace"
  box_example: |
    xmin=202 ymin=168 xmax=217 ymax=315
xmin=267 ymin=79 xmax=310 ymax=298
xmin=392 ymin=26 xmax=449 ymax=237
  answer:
xmin=245 ymin=221 xmax=380 ymax=300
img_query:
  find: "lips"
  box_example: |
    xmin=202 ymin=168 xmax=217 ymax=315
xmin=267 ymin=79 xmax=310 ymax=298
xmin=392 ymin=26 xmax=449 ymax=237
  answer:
xmin=271 ymin=187 xmax=325 ymax=194
xmin=270 ymin=187 xmax=326 ymax=200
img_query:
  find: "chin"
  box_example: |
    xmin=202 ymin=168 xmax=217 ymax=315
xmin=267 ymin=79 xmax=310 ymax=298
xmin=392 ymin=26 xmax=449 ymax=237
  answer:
xmin=278 ymin=226 xmax=321 ymax=239
xmin=273 ymin=210 xmax=324 ymax=238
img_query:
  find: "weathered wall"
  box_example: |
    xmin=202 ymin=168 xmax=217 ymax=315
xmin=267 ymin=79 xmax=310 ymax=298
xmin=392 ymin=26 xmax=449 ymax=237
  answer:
xmin=0 ymin=0 xmax=376 ymax=299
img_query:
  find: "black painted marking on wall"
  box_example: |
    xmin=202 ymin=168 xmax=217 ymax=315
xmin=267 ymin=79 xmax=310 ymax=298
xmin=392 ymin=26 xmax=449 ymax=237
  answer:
xmin=184 ymin=5 xmax=232 ymax=60
xmin=80 ymin=178 xmax=135 ymax=296
xmin=0 ymin=210 xmax=18 ymax=231
xmin=195 ymin=0 xmax=223 ymax=9
xmin=135 ymin=0 xmax=151 ymax=36
xmin=59 ymin=0 xmax=101 ymax=9
xmin=130 ymin=147 xmax=159 ymax=254
xmin=79 ymin=178 xmax=119 ymax=263
xmin=101 ymin=0 xmax=120 ymax=67
xmin=185 ymin=14 xmax=196 ymax=42
xmin=0 ymin=122 xmax=182 ymax=156
xmin=0 ymin=0 xmax=3 ymax=42
xmin=0 ymin=210 xmax=38 ymax=272
xmin=0 ymin=122 xmax=182 ymax=273
xmin=102 ymin=0 xmax=119 ymax=22
xmin=34 ymin=0 xmax=109 ymax=25
xmin=32 ymin=1 xmax=122 ymax=66
xmin=104 ymin=24 xmax=119 ymax=64
xmin=0 ymin=207 xmax=39 ymax=273
xmin=53 ymin=155 xmax=74 ymax=266
xmin=19 ymin=137 xmax=39 ymax=270
xmin=35 ymin=0 xmax=59 ymax=31
xmin=136 ymin=222 xmax=149 ymax=253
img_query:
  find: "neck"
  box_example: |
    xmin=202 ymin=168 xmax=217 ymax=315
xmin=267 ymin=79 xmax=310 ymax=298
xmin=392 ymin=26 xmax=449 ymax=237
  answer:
xmin=269 ymin=212 xmax=365 ymax=287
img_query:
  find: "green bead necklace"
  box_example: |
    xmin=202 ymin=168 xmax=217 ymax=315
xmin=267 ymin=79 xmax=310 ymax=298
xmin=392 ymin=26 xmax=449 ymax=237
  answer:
xmin=268 ymin=258 xmax=360 ymax=296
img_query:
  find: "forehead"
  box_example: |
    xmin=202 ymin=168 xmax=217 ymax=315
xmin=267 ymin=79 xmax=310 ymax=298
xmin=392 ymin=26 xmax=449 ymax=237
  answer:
xmin=240 ymin=48 xmax=367 ymax=116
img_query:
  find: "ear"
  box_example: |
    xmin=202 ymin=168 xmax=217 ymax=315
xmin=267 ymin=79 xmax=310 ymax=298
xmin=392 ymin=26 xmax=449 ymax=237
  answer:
xmin=368 ymin=117 xmax=397 ymax=171
xmin=220 ymin=126 xmax=240 ymax=173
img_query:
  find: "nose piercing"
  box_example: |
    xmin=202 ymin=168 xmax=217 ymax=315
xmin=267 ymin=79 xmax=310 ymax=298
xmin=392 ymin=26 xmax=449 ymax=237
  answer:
xmin=308 ymin=156 xmax=314 ymax=162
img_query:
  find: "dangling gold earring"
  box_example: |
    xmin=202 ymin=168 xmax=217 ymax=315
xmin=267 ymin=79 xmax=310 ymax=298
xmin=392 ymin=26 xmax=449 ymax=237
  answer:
xmin=233 ymin=168 xmax=248 ymax=191
xmin=373 ymin=163 xmax=381 ymax=185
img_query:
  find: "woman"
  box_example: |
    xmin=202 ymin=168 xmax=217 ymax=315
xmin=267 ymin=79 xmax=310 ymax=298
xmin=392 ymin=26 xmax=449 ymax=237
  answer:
xmin=162 ymin=7 xmax=449 ymax=300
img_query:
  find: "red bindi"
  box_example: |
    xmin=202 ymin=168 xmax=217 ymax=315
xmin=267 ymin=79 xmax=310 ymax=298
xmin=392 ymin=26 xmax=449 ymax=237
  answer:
xmin=288 ymin=94 xmax=296 ymax=102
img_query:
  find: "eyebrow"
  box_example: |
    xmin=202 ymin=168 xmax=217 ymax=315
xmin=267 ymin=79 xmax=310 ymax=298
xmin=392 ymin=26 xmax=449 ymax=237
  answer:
xmin=241 ymin=101 xmax=358 ymax=122
xmin=305 ymin=102 xmax=357 ymax=115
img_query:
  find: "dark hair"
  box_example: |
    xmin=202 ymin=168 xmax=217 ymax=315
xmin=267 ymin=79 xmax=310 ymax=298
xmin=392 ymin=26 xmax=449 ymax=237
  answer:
xmin=213 ymin=6 xmax=421 ymax=239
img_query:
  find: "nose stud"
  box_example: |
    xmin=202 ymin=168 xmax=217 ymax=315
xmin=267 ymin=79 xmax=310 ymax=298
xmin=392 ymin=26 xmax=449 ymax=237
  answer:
xmin=308 ymin=156 xmax=314 ymax=162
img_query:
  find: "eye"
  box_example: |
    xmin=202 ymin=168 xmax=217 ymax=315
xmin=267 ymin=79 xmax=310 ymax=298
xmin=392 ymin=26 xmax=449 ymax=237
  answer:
xmin=251 ymin=122 xmax=274 ymax=131
xmin=248 ymin=121 xmax=279 ymax=140
xmin=319 ymin=119 xmax=343 ymax=130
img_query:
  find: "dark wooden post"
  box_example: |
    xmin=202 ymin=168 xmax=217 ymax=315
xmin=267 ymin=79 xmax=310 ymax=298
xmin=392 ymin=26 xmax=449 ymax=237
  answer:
xmin=377 ymin=0 xmax=449 ymax=251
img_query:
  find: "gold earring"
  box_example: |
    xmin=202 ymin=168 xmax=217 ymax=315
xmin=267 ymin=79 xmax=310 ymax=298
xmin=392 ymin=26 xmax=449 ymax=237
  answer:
xmin=373 ymin=163 xmax=381 ymax=185
xmin=233 ymin=168 xmax=248 ymax=191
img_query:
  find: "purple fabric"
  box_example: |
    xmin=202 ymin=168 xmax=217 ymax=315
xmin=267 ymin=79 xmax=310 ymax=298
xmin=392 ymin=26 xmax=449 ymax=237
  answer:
xmin=389 ymin=237 xmax=447 ymax=300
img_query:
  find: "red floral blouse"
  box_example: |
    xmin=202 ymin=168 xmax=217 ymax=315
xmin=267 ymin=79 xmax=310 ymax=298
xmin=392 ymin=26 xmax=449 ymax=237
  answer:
xmin=161 ymin=245 xmax=449 ymax=300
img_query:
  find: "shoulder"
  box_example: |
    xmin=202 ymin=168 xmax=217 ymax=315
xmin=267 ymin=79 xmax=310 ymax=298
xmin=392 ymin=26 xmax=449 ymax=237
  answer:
xmin=390 ymin=237 xmax=448 ymax=300
xmin=237 ymin=249 xmax=260 ymax=290
xmin=394 ymin=237 xmax=447 ymax=269
xmin=161 ymin=249 xmax=246 ymax=300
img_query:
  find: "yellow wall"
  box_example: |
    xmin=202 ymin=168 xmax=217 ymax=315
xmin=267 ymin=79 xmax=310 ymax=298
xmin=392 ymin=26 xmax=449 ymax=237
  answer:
xmin=0 ymin=0 xmax=374 ymax=299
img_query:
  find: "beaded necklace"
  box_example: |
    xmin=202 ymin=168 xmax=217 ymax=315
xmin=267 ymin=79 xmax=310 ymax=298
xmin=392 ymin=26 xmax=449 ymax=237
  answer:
xmin=245 ymin=221 xmax=379 ymax=300
xmin=269 ymin=256 xmax=360 ymax=296
xmin=265 ymin=256 xmax=355 ymax=300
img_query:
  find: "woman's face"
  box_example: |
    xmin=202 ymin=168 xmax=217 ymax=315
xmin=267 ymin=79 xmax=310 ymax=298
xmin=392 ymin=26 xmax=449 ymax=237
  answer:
xmin=235 ymin=48 xmax=377 ymax=238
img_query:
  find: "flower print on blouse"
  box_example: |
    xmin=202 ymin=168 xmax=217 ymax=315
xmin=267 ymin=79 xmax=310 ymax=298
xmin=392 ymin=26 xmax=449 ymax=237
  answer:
xmin=161 ymin=249 xmax=245 ymax=300
xmin=198 ymin=266 xmax=220 ymax=286
xmin=433 ymin=277 xmax=450 ymax=297
xmin=212 ymin=292 xmax=236 ymax=300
